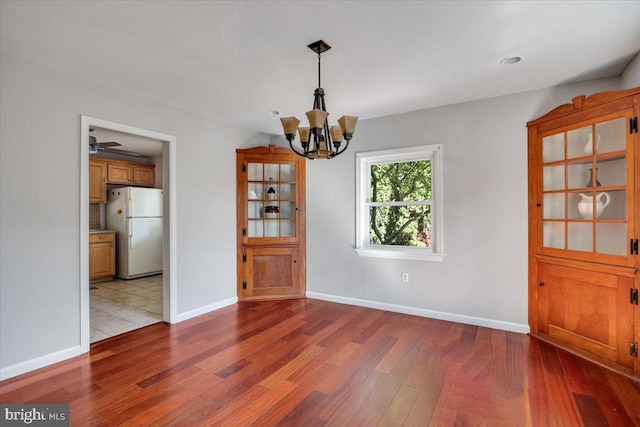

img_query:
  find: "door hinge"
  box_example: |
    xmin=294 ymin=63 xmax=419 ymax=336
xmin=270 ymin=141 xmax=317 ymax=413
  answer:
xmin=242 ymin=164 xmax=247 ymax=173
xmin=242 ymin=228 xmax=247 ymax=237
xmin=631 ymin=288 xmax=639 ymax=305
xmin=631 ymin=342 xmax=638 ymax=358
xmin=631 ymin=238 xmax=638 ymax=255
xmin=242 ymin=281 xmax=247 ymax=290
xmin=630 ymin=117 xmax=638 ymax=134
xmin=242 ymin=254 xmax=247 ymax=263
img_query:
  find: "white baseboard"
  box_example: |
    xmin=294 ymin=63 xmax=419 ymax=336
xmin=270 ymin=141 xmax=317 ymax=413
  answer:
xmin=175 ymin=296 xmax=238 ymax=322
xmin=0 ymin=345 xmax=83 ymax=381
xmin=306 ymin=292 xmax=530 ymax=334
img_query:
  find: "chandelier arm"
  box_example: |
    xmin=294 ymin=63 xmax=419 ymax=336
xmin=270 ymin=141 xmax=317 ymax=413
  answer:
xmin=329 ymin=139 xmax=351 ymax=158
xmin=288 ymin=140 xmax=311 ymax=159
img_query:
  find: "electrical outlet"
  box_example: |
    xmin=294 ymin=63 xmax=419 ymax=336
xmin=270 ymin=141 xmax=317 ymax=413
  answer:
xmin=401 ymin=272 xmax=409 ymax=283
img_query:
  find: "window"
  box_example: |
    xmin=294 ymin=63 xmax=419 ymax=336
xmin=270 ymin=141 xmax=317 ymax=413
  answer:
xmin=355 ymin=144 xmax=444 ymax=261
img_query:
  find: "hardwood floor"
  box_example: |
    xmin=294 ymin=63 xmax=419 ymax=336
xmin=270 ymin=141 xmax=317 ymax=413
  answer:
xmin=1 ymin=299 xmax=639 ymax=426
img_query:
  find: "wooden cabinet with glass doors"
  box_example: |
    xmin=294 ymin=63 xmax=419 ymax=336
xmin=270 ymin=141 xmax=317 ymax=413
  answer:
xmin=528 ymin=87 xmax=640 ymax=378
xmin=236 ymin=145 xmax=306 ymax=301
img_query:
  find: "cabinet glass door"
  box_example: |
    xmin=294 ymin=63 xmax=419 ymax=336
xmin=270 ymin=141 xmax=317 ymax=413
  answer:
xmin=246 ymin=162 xmax=296 ymax=238
xmin=541 ymin=116 xmax=631 ymax=262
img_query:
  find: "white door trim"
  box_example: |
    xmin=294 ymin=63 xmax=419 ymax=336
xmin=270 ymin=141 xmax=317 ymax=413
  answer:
xmin=80 ymin=115 xmax=177 ymax=353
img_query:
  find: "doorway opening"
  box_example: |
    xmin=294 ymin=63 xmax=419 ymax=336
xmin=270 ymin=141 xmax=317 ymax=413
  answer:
xmin=80 ymin=116 xmax=177 ymax=353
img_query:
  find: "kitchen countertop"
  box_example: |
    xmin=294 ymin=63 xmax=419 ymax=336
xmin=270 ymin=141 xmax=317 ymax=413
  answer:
xmin=90 ymin=229 xmax=115 ymax=234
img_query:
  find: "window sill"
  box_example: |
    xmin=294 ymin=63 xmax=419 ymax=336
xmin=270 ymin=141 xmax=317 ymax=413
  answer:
xmin=354 ymin=247 xmax=445 ymax=262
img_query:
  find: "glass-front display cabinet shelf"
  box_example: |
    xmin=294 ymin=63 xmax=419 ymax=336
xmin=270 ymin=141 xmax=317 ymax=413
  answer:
xmin=540 ymin=115 xmax=633 ymax=264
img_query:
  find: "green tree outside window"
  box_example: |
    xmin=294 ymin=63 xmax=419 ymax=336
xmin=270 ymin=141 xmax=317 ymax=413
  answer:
xmin=369 ymin=160 xmax=432 ymax=247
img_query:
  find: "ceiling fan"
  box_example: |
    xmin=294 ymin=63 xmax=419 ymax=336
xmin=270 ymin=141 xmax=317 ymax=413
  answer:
xmin=89 ymin=134 xmax=141 ymax=157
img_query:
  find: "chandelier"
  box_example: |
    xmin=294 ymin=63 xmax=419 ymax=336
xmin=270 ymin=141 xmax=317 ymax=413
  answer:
xmin=280 ymin=40 xmax=358 ymax=159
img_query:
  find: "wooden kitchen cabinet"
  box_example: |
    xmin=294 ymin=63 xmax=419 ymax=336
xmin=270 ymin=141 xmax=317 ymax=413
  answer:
xmin=527 ymin=87 xmax=640 ymax=378
xmin=89 ymin=232 xmax=116 ymax=282
xmin=90 ymin=157 xmax=155 ymax=188
xmin=132 ymin=165 xmax=155 ymax=186
xmin=107 ymin=163 xmax=133 ymax=184
xmin=236 ymin=145 xmax=306 ymax=301
xmin=89 ymin=160 xmax=107 ymax=203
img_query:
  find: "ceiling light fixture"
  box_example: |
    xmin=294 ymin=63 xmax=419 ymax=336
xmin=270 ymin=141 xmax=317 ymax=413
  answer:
xmin=500 ymin=56 xmax=522 ymax=65
xmin=280 ymin=40 xmax=358 ymax=159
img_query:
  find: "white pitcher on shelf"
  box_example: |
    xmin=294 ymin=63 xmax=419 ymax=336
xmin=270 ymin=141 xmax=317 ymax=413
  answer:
xmin=583 ymin=132 xmax=600 ymax=155
xmin=577 ymin=192 xmax=610 ymax=219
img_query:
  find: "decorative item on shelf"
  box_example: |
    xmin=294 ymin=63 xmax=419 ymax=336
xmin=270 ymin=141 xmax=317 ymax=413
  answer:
xmin=263 ymin=205 xmax=280 ymax=219
xmin=578 ymin=192 xmax=610 ymax=219
xmin=583 ymin=132 xmax=600 ymax=155
xmin=248 ymin=190 xmax=258 ymax=200
xmin=280 ymin=40 xmax=358 ymax=160
xmin=586 ymin=168 xmax=601 ymax=188
xmin=267 ymin=178 xmax=277 ymax=200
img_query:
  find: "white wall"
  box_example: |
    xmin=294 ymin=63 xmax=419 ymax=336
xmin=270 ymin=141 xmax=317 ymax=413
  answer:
xmin=621 ymin=52 xmax=640 ymax=88
xmin=304 ymin=77 xmax=621 ymax=331
xmin=0 ymin=54 xmax=266 ymax=374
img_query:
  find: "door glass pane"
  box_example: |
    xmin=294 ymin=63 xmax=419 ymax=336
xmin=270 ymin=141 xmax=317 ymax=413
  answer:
xmin=543 ymin=221 xmax=564 ymax=249
xmin=596 ymin=117 xmax=626 ymax=154
xmin=567 ymin=126 xmax=591 ymax=159
xmin=248 ymin=201 xmax=262 ymax=219
xmin=596 ymin=157 xmax=625 ymax=187
xmin=248 ymin=183 xmax=263 ymax=200
xmin=596 ymin=190 xmax=624 ymax=221
xmin=567 ymin=163 xmax=590 ymax=190
xmin=596 ymin=223 xmax=626 ymax=256
xmin=567 ymin=222 xmax=592 ymax=252
xmin=543 ymin=133 xmax=564 ymax=163
xmin=568 ymin=192 xmax=586 ymax=220
xmin=281 ymin=220 xmax=295 ymax=237
xmin=280 ymin=202 xmax=295 ymax=219
xmin=265 ymin=180 xmax=278 ymax=200
xmin=280 ymin=164 xmax=296 ymax=181
xmin=543 ymin=165 xmax=564 ymax=191
xmin=265 ymin=220 xmax=279 ymax=237
xmin=248 ymin=220 xmax=263 ymax=237
xmin=543 ymin=193 xmax=564 ymax=219
xmin=279 ymin=184 xmax=295 ymax=200
xmin=264 ymin=164 xmax=279 ymax=181
xmin=262 ymin=203 xmax=279 ymax=219
xmin=248 ymin=163 xmax=263 ymax=181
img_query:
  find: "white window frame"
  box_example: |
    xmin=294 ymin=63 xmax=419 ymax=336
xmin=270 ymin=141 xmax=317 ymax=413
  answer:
xmin=355 ymin=144 xmax=445 ymax=261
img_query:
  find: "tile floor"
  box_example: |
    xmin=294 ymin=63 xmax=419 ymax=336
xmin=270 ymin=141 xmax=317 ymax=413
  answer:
xmin=90 ymin=274 xmax=163 ymax=343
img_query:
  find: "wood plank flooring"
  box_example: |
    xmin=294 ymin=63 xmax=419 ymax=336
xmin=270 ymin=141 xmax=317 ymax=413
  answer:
xmin=2 ymin=298 xmax=640 ymax=426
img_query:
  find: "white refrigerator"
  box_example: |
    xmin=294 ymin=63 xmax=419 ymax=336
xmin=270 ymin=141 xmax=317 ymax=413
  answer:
xmin=107 ymin=187 xmax=163 ymax=279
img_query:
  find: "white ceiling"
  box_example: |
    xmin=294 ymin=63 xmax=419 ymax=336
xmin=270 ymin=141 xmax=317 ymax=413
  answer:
xmin=2 ymin=1 xmax=639 ymax=145
xmin=91 ymin=127 xmax=164 ymax=158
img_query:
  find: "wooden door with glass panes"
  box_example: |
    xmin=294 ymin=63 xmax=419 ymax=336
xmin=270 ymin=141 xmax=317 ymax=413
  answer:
xmin=528 ymin=87 xmax=640 ymax=378
xmin=236 ymin=145 xmax=306 ymax=301
xmin=539 ymin=112 xmax=635 ymax=267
